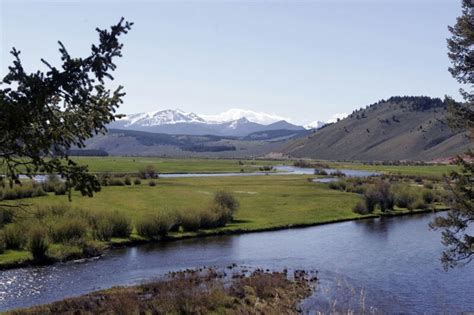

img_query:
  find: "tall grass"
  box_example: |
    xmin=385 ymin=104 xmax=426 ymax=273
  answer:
xmin=136 ymin=213 xmax=176 ymax=239
xmin=28 ymin=226 xmax=49 ymax=261
xmin=0 ymin=182 xmax=46 ymax=201
xmin=4 ymin=223 xmax=27 ymax=249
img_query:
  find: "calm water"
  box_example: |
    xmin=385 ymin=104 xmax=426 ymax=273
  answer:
xmin=1 ymin=213 xmax=472 ymax=313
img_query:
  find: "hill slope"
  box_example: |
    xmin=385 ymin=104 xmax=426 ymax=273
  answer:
xmin=282 ymin=96 xmax=471 ymax=161
xmin=81 ymin=129 xmax=301 ymax=158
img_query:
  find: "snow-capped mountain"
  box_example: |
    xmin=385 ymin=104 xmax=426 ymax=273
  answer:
xmin=120 ymin=109 xmax=205 ymax=127
xmin=109 ymin=108 xmax=304 ymax=136
xmin=200 ymin=109 xmax=290 ymax=125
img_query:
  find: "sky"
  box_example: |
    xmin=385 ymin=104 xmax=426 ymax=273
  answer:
xmin=0 ymin=0 xmax=464 ymax=125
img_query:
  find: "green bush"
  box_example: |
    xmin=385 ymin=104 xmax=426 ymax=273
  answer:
xmin=211 ymin=205 xmax=233 ymax=227
xmin=139 ymin=165 xmax=158 ymax=179
xmin=148 ymin=180 xmax=157 ymax=187
xmin=0 ymin=208 xmax=13 ymax=227
xmin=0 ymin=182 xmax=46 ymax=201
xmin=353 ymin=201 xmax=369 ymax=214
xmin=109 ymin=212 xmax=132 ymax=237
xmin=108 ymin=178 xmax=125 ymax=186
xmin=133 ymin=178 xmax=141 ymax=185
xmin=124 ymin=176 xmax=132 ymax=186
xmin=363 ymin=187 xmax=379 ymax=213
xmin=314 ymin=168 xmax=328 ymax=176
xmin=54 ymin=183 xmax=68 ymax=195
xmin=178 ymin=210 xmax=201 ymax=232
xmin=393 ymin=186 xmax=419 ymax=209
xmin=136 ymin=214 xmax=175 ymax=239
xmin=422 ymin=190 xmax=435 ymax=204
xmin=41 ymin=175 xmax=62 ymax=192
xmin=0 ymin=232 xmax=5 ymax=254
xmin=199 ymin=207 xmax=220 ymax=229
xmin=4 ymin=224 xmax=27 ymax=249
xmin=214 ymin=191 xmax=239 ymax=214
xmin=93 ymin=219 xmax=114 ymax=241
xmin=28 ymin=226 xmax=49 ymax=261
xmin=50 ymin=217 xmax=88 ymax=243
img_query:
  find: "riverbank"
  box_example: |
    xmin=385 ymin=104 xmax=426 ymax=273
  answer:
xmin=0 ymin=165 xmax=450 ymax=270
xmin=0 ymin=206 xmax=446 ymax=271
xmin=5 ymin=267 xmax=316 ymax=314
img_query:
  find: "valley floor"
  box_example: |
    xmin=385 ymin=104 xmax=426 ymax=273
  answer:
xmin=0 ymin=169 xmax=446 ymax=269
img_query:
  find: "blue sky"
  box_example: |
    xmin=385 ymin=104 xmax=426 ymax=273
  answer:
xmin=1 ymin=0 xmax=463 ymax=124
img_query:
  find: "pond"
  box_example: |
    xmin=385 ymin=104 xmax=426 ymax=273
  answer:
xmin=1 ymin=213 xmax=472 ymax=313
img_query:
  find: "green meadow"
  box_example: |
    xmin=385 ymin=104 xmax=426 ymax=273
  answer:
xmin=0 ymin=158 xmax=452 ymax=268
xmin=72 ymin=157 xmax=289 ymax=174
xmin=21 ymin=175 xmax=364 ymax=231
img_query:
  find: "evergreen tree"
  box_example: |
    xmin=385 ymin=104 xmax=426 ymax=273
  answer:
xmin=0 ymin=18 xmax=133 ymax=202
xmin=430 ymin=1 xmax=473 ymax=269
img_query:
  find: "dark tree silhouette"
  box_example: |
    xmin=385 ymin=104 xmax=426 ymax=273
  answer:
xmin=430 ymin=0 xmax=473 ymax=270
xmin=0 ymin=18 xmax=133 ymax=203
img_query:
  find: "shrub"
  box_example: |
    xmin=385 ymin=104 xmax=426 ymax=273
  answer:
xmin=423 ymin=182 xmax=434 ymax=189
xmin=28 ymin=226 xmax=49 ymax=261
xmin=133 ymin=178 xmax=141 ymax=185
xmin=422 ymin=190 xmax=435 ymax=204
xmin=393 ymin=186 xmax=418 ymax=209
xmin=259 ymin=166 xmax=273 ymax=172
xmin=98 ymin=174 xmax=110 ymax=186
xmin=214 ymin=191 xmax=239 ymax=215
xmin=94 ymin=219 xmax=114 ymax=241
xmin=124 ymin=176 xmax=132 ymax=186
xmin=314 ymin=168 xmax=328 ymax=176
xmin=294 ymin=160 xmax=312 ymax=168
xmin=363 ymin=187 xmax=379 ymax=213
xmin=4 ymin=224 xmax=27 ymax=249
xmin=0 ymin=183 xmax=46 ymax=201
xmin=0 ymin=208 xmax=13 ymax=227
xmin=199 ymin=207 xmax=220 ymax=229
xmin=136 ymin=214 xmax=176 ymax=239
xmin=54 ymin=183 xmax=67 ymax=195
xmin=109 ymin=212 xmax=132 ymax=237
xmin=375 ymin=180 xmax=394 ymax=211
xmin=50 ymin=217 xmax=88 ymax=243
xmin=211 ymin=205 xmax=233 ymax=227
xmin=139 ymin=165 xmax=158 ymax=179
xmin=353 ymin=201 xmax=369 ymax=214
xmin=148 ymin=180 xmax=157 ymax=187
xmin=108 ymin=178 xmax=125 ymax=186
xmin=0 ymin=232 xmax=5 ymax=254
xmin=179 ymin=210 xmax=201 ymax=232
xmin=330 ymin=170 xmax=346 ymax=177
xmin=41 ymin=175 xmax=62 ymax=192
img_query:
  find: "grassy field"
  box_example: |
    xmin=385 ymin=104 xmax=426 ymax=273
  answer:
xmin=1 ymin=175 xmax=371 ymax=267
xmin=327 ymin=162 xmax=457 ymax=178
xmin=72 ymin=157 xmax=289 ymax=174
xmin=1 ymin=157 xmax=452 ymax=268
xmin=71 ymin=156 xmax=456 ymax=178
xmin=22 ymin=175 xmax=364 ymax=231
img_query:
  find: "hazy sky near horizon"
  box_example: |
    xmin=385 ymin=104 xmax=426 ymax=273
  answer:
xmin=0 ymin=0 xmax=464 ymax=124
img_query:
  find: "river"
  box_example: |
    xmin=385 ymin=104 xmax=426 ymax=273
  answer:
xmin=1 ymin=213 xmax=472 ymax=313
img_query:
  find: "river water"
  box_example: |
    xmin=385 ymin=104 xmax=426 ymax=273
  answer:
xmin=1 ymin=213 xmax=472 ymax=313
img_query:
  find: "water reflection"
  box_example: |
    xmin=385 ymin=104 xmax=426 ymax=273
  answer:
xmin=1 ymin=213 xmax=473 ymax=313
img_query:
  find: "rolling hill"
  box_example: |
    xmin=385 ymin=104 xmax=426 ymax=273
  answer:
xmin=281 ymin=96 xmax=472 ymax=161
xmin=80 ymin=128 xmax=308 ymax=158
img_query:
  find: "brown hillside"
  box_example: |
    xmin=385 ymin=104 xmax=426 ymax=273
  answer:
xmin=282 ymin=96 xmax=472 ymax=161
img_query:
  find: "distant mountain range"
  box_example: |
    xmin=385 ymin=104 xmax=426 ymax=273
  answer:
xmin=80 ymin=96 xmax=471 ymax=161
xmin=108 ymin=109 xmax=305 ymax=136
